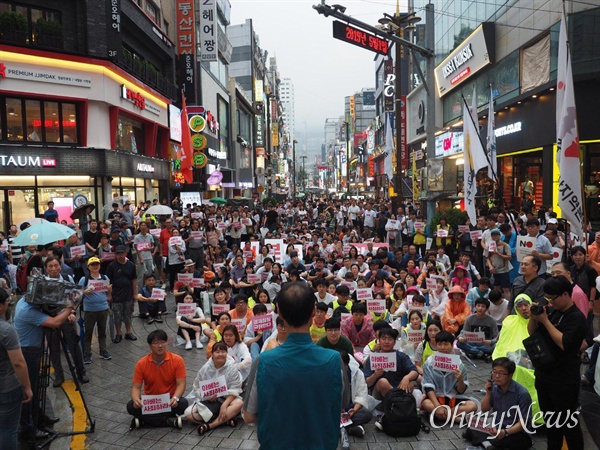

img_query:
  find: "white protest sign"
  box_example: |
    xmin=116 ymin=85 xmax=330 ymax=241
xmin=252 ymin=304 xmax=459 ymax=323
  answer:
xmin=177 ymin=273 xmax=193 ymax=283
xmin=340 ymin=413 xmax=353 ymax=428
xmin=516 ymin=236 xmax=537 ymax=262
xmin=437 ymin=229 xmax=448 ymax=238
xmin=70 ymin=245 xmax=86 ymax=258
xmin=198 ymin=375 xmax=228 ymax=399
xmin=191 ymin=212 xmax=202 ymax=219
xmin=425 ymin=278 xmax=437 ymax=290
xmin=169 ymin=236 xmax=183 ymax=246
xmin=190 ymin=231 xmax=204 ymax=239
xmin=141 ymin=394 xmax=171 ymax=415
xmin=294 ymin=244 xmax=304 ymax=261
xmin=367 ymin=299 xmax=387 ymax=314
xmin=407 ymin=329 xmax=425 ymax=343
xmin=340 ymin=281 xmax=356 ymax=294
xmin=136 ymin=241 xmax=152 ymax=252
xmin=231 ymin=318 xmax=246 ymax=332
xmin=547 ymin=247 xmax=564 ymax=273
xmin=242 ymin=241 xmax=261 ymax=260
xmin=247 ymin=274 xmax=261 ymax=284
xmin=458 ymin=225 xmax=470 ymax=233
xmin=470 ymin=230 xmax=482 ymax=240
xmin=88 ymin=279 xmax=109 ymax=293
xmin=264 ymin=239 xmax=285 ymax=264
xmin=212 ymin=303 xmax=230 ymax=315
xmin=487 ymin=240 xmax=497 ymax=253
xmin=149 ymin=228 xmax=161 ymax=237
xmin=177 ymin=303 xmax=197 ymax=316
xmin=369 ymin=352 xmax=397 ymax=372
xmin=414 ymin=222 xmax=425 ymax=232
xmin=151 ymin=288 xmax=165 ymax=300
xmin=431 ymin=352 xmax=461 ymax=373
xmin=463 ymin=331 xmax=485 ymax=343
xmin=252 ymin=314 xmax=273 ymax=332
xmin=356 ymin=288 xmax=373 ymax=301
xmin=192 ymin=278 xmax=204 ymax=288
xmin=102 ymin=251 xmax=115 ymax=261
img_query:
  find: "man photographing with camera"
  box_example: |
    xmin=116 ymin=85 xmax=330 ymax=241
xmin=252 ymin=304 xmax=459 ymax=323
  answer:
xmin=13 ymin=256 xmax=78 ymax=441
xmin=527 ymin=275 xmax=586 ymax=450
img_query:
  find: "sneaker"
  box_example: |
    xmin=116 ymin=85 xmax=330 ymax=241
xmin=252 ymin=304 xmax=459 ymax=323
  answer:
xmin=113 ymin=335 xmax=123 ymax=344
xmin=155 ymin=317 xmax=163 ymax=323
xmin=374 ymin=420 xmax=383 ymax=431
xmin=196 ymin=340 xmax=204 ymax=349
xmin=79 ymin=374 xmax=90 ymax=384
xmin=147 ymin=317 xmax=155 ymax=325
xmin=185 ymin=341 xmax=193 ymax=350
xmin=99 ymin=351 xmax=112 ymax=360
xmin=130 ymin=417 xmax=143 ymax=430
xmin=166 ymin=416 xmax=182 ymax=429
xmin=347 ymin=425 xmax=365 ymax=437
xmin=340 ymin=427 xmax=350 ymax=450
xmin=125 ymin=334 xmax=137 ymax=341
xmin=84 ymin=355 xmax=92 ymax=365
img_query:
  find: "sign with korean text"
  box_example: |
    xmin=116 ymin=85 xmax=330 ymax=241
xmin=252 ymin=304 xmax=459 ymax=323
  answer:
xmin=487 ymin=240 xmax=497 ymax=253
xmin=431 ymin=352 xmax=461 ymax=373
xmin=458 ymin=225 xmax=470 ymax=233
xmin=463 ymin=331 xmax=485 ymax=343
xmin=212 ymin=303 xmax=230 ymax=315
xmin=425 ymin=278 xmax=437 ymax=291
xmin=141 ymin=394 xmax=171 ymax=415
xmin=356 ymin=288 xmax=373 ymax=302
xmin=151 ymin=288 xmax=165 ymax=300
xmin=516 ymin=236 xmax=537 ymax=262
xmin=136 ymin=241 xmax=152 ymax=252
xmin=176 ymin=0 xmax=196 ymax=102
xmin=88 ymin=279 xmax=109 ymax=293
xmin=264 ymin=239 xmax=285 ymax=264
xmin=199 ymin=0 xmax=217 ymax=61
xmin=369 ymin=353 xmax=397 ymax=372
xmin=70 ymin=245 xmax=86 ymax=258
xmin=106 ymin=0 xmax=121 ymax=60
xmin=414 ymin=222 xmax=425 ymax=232
xmin=247 ymin=274 xmax=261 ymax=284
xmin=232 ymin=318 xmax=246 ymax=332
xmin=332 ymin=21 xmax=389 ymax=56
xmin=177 ymin=303 xmax=197 ymax=316
xmin=437 ymin=229 xmax=448 ymax=238
xmin=469 ymin=230 xmax=482 ymax=240
xmin=150 ymin=228 xmax=161 ymax=237
xmin=192 ymin=278 xmax=204 ymax=288
xmin=102 ymin=251 xmax=115 ymax=261
xmin=367 ymin=299 xmax=386 ymax=313
xmin=252 ymin=314 xmax=273 ymax=332
xmin=400 ymin=96 xmax=408 ymax=171
xmin=190 ymin=231 xmax=204 ymax=239
xmin=177 ymin=273 xmax=193 ymax=283
xmin=169 ymin=236 xmax=183 ymax=246
xmin=407 ymin=329 xmax=425 ymax=343
xmin=198 ymin=375 xmax=228 ymax=399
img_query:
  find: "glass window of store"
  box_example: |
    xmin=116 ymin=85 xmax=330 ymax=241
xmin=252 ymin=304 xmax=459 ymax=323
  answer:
xmin=37 ymin=176 xmax=97 ymax=225
xmin=116 ymin=113 xmax=145 ymax=154
xmin=1 ymin=97 xmax=79 ymax=143
xmin=110 ymin=177 xmax=154 ymax=210
xmin=498 ymin=154 xmax=543 ymax=211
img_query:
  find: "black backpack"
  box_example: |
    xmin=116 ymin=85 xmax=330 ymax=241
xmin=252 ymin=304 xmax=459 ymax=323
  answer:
xmin=380 ymin=388 xmax=422 ymax=437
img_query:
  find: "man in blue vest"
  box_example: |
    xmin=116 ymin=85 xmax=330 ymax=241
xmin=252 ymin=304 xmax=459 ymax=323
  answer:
xmin=243 ymin=282 xmax=342 ymax=449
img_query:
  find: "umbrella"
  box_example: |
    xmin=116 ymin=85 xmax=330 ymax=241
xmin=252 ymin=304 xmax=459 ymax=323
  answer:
xmin=12 ymin=222 xmax=76 ymax=246
xmin=17 ymin=218 xmax=48 ymax=228
xmin=146 ymin=205 xmax=174 ymax=216
xmin=209 ymin=197 xmax=227 ymax=205
xmin=71 ymin=203 xmax=95 ymax=220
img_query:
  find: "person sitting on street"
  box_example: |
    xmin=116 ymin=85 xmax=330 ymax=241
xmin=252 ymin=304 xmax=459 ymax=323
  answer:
xmin=243 ymin=303 xmax=275 ymax=359
xmin=341 ymin=302 xmax=375 ymax=353
xmin=339 ymin=350 xmax=373 ymax=440
xmin=317 ymin=317 xmax=355 ymax=355
xmin=362 ymin=320 xmax=393 ymax=361
xmin=205 ymin=312 xmax=231 ymax=357
xmin=421 ymin=331 xmax=477 ymax=423
xmin=185 ymin=341 xmax=244 ymax=435
xmin=128 ymin=330 xmax=188 ymax=430
xmin=176 ymin=294 xmax=210 ymax=350
xmin=222 ymin=324 xmax=252 ymax=381
xmin=442 ymin=285 xmax=471 ymax=336
xmin=457 ymin=298 xmax=499 ymax=361
xmin=332 ymin=284 xmax=353 ymax=317
xmin=463 ymin=357 xmax=533 ymax=450
xmin=310 ymin=302 xmax=329 ymax=343
xmin=137 ymin=273 xmax=166 ymax=323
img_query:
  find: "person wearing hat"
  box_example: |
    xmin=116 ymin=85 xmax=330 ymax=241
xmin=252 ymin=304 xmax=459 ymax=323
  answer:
xmin=442 ymin=285 xmax=471 ymax=336
xmin=109 ymin=226 xmax=125 ymax=250
xmin=172 ymin=259 xmax=202 ymax=304
xmin=486 ymin=228 xmax=513 ymax=299
xmin=80 ymin=256 xmax=112 ymax=363
xmin=106 ymin=245 xmax=137 ymax=343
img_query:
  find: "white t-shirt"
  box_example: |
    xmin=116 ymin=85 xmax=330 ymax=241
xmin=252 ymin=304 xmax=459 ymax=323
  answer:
xmin=364 ymin=210 xmax=376 ymax=227
xmin=348 ymin=205 xmax=360 ymax=220
xmin=487 ymin=299 xmax=508 ymax=325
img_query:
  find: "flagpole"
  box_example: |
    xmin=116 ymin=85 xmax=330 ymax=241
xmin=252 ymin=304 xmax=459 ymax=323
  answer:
xmin=460 ymin=93 xmax=519 ymax=232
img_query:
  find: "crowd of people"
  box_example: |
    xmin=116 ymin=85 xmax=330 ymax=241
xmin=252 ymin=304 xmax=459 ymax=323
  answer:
xmin=1 ymin=195 xmax=599 ymax=449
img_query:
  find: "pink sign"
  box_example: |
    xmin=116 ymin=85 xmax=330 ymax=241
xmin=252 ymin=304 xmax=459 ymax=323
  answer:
xmin=141 ymin=394 xmax=171 ymax=415
xmin=212 ymin=304 xmax=230 ymax=315
xmin=150 ymin=228 xmax=161 ymax=237
xmin=252 ymin=314 xmax=273 ymax=332
xmin=247 ymin=274 xmax=261 ymax=284
xmin=356 ymin=288 xmax=373 ymax=301
xmin=231 ymin=318 xmax=246 ymax=332
xmin=70 ymin=245 xmax=86 ymax=258
xmin=190 ymin=231 xmax=203 ymax=239
xmin=192 ymin=278 xmax=204 ymax=288
xmin=102 ymin=251 xmax=115 ymax=261
xmin=177 ymin=303 xmax=197 ymax=316
xmin=367 ymin=299 xmax=386 ymax=313
xmin=151 ymin=288 xmax=165 ymax=300
xmin=431 ymin=352 xmax=461 ymax=373
xmin=88 ymin=279 xmax=109 ymax=292
xmin=136 ymin=241 xmax=152 ymax=252
xmin=177 ymin=273 xmax=193 ymax=283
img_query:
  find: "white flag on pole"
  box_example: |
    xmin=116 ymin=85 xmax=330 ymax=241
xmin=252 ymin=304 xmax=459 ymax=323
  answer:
xmin=556 ymin=7 xmax=584 ymax=242
xmin=463 ymin=86 xmax=489 ymax=225
xmin=487 ymin=85 xmax=497 ymax=183
xmin=384 ymin=112 xmax=395 ymax=182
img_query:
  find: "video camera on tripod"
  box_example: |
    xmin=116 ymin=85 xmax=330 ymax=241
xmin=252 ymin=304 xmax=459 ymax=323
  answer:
xmin=25 ymin=275 xmax=84 ymax=316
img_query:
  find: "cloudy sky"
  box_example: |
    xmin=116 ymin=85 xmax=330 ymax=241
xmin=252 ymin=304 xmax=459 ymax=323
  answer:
xmin=229 ymin=0 xmax=407 ymax=159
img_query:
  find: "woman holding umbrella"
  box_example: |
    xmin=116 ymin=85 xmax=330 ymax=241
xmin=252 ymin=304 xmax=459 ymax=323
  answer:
xmin=71 ymin=204 xmax=95 ymax=233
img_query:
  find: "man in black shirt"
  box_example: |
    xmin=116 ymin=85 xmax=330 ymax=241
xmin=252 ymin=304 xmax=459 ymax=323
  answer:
xmin=83 ymin=219 xmax=102 ymax=255
xmin=106 ymin=245 xmax=137 ymax=343
xmin=528 ymin=276 xmax=586 ymax=450
xmin=263 ymin=205 xmax=279 ymax=232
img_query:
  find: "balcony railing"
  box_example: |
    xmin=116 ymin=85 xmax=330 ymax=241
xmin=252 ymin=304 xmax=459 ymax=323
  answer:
xmin=116 ymin=49 xmax=178 ymax=101
xmin=0 ymin=16 xmax=63 ymax=51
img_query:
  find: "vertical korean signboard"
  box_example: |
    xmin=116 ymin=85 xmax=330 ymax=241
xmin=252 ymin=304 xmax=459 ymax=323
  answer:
xmin=106 ymin=0 xmax=121 ymax=60
xmin=176 ymin=0 xmax=196 ymax=104
xmin=400 ymin=95 xmax=407 ymax=171
xmin=200 ymin=0 xmax=217 ymax=62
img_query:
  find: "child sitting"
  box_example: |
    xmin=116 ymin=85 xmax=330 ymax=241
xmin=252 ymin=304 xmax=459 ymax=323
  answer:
xmin=442 ymin=285 xmax=471 ymax=335
xmin=176 ymin=293 xmax=210 ymax=350
xmin=457 ymin=298 xmax=499 ymax=361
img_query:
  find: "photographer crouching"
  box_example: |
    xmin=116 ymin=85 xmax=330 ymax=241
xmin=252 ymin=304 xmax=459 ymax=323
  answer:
xmin=527 ymin=275 xmax=587 ymax=450
xmin=13 ymin=256 xmax=79 ymax=442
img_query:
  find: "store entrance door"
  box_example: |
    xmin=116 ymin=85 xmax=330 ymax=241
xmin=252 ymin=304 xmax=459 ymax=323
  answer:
xmin=2 ymin=189 xmax=36 ymax=231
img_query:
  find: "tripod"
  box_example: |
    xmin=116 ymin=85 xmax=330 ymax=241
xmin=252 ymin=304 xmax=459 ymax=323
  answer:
xmin=33 ymin=326 xmax=95 ymax=449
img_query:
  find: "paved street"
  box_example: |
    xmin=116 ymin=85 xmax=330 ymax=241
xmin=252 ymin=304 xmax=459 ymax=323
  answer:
xmin=44 ymin=296 xmax=596 ymax=450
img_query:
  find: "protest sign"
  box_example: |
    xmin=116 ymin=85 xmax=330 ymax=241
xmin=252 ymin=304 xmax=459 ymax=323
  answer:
xmin=177 ymin=273 xmax=193 ymax=283
xmin=367 ymin=299 xmax=386 ymax=313
xmin=252 ymin=314 xmax=273 ymax=332
xmin=151 ymin=288 xmax=165 ymax=300
xmin=88 ymin=279 xmax=109 ymax=293
xmin=177 ymin=303 xmax=197 ymax=316
xmin=369 ymin=353 xmax=397 ymax=372
xmin=431 ymin=352 xmax=461 ymax=373
xmin=463 ymin=331 xmax=485 ymax=343
xmin=141 ymin=394 xmax=171 ymax=415
xmin=516 ymin=236 xmax=537 ymax=262
xmin=356 ymin=288 xmax=373 ymax=301
xmin=407 ymin=329 xmax=425 ymax=343
xmin=198 ymin=375 xmax=228 ymax=399
xmin=70 ymin=245 xmax=86 ymax=258
xmin=232 ymin=318 xmax=246 ymax=332
xmin=212 ymin=304 xmax=230 ymax=315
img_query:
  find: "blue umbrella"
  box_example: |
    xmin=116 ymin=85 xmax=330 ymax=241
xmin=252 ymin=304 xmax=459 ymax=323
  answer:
xmin=12 ymin=222 xmax=76 ymax=246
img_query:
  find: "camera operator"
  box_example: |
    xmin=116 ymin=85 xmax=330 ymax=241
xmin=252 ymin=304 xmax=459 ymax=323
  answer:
xmin=13 ymin=256 xmax=77 ymax=441
xmin=527 ymin=275 xmax=586 ymax=450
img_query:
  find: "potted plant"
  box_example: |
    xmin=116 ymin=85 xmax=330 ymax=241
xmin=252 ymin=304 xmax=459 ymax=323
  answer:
xmin=0 ymin=11 xmax=28 ymax=44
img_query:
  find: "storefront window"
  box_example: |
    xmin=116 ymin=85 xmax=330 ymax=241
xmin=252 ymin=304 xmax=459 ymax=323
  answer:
xmin=9 ymin=189 xmax=35 ymax=227
xmin=37 ymin=187 xmax=96 ymax=224
xmin=584 ymin=144 xmax=600 ymax=223
xmin=0 ymin=176 xmax=35 ymax=187
xmin=499 ymin=154 xmax=543 ymax=211
xmin=2 ymin=97 xmax=79 ymax=143
xmin=116 ymin=114 xmax=144 ymax=154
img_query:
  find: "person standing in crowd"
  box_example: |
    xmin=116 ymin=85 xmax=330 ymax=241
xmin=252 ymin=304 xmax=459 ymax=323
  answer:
xmin=243 ymin=282 xmax=342 ymax=450
xmin=528 ymin=276 xmax=586 ymax=450
xmin=159 ymin=218 xmax=175 ymax=288
xmin=524 ymin=219 xmax=553 ymax=277
xmin=43 ymin=201 xmax=59 ymax=223
xmin=106 ymin=245 xmax=137 ymax=343
xmin=133 ymin=222 xmax=156 ymax=288
xmin=508 ymin=255 xmax=546 ymax=312
xmin=83 ymin=219 xmax=102 ymax=256
xmin=0 ymin=288 xmax=33 ymax=450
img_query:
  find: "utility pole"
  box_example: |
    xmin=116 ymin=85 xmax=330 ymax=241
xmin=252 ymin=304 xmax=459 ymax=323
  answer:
xmin=345 ymin=120 xmax=350 ymax=194
xmin=425 ymin=3 xmax=436 ymax=220
xmin=292 ymin=139 xmax=298 ymax=198
xmin=300 ymin=155 xmax=308 ymax=192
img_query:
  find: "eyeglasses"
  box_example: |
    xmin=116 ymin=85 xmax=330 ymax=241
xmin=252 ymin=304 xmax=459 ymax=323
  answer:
xmin=544 ymin=295 xmax=559 ymax=303
xmin=491 ymin=370 xmax=509 ymax=377
xmin=151 ymin=341 xmax=167 ymax=346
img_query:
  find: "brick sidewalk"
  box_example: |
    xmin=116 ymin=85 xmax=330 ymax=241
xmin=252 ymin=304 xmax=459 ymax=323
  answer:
xmin=47 ymin=297 xmax=594 ymax=450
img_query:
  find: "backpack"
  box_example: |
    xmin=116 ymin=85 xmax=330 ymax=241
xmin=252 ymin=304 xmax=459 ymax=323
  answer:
xmin=380 ymin=388 xmax=422 ymax=437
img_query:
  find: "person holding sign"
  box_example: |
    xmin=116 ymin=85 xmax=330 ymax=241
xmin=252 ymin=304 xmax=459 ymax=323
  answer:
xmin=457 ymin=298 xmax=498 ymax=361
xmin=176 ymin=294 xmax=210 ymax=350
xmin=80 ymin=257 xmax=112 ymax=364
xmin=434 ymin=216 xmax=454 ymax=261
xmin=244 ymin=304 xmax=274 ymax=359
xmin=222 ymin=325 xmax=252 ymax=381
xmin=128 ymin=330 xmax=188 ymax=430
xmin=442 ymin=286 xmax=471 ymax=336
xmin=400 ymin=311 xmax=426 ymax=359
xmin=133 ymin=222 xmax=155 ymax=287
xmin=421 ymin=331 xmax=477 ymax=422
xmin=486 ymin=229 xmax=513 ymax=299
xmin=362 ymin=328 xmax=422 ymax=407
xmin=137 ymin=274 xmax=166 ymax=324
xmin=166 ymin=229 xmax=186 ymax=292
xmin=463 ymin=357 xmax=533 ymax=449
xmin=186 ymin=341 xmax=244 ymax=435
xmin=524 ymin=219 xmax=553 ymax=277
